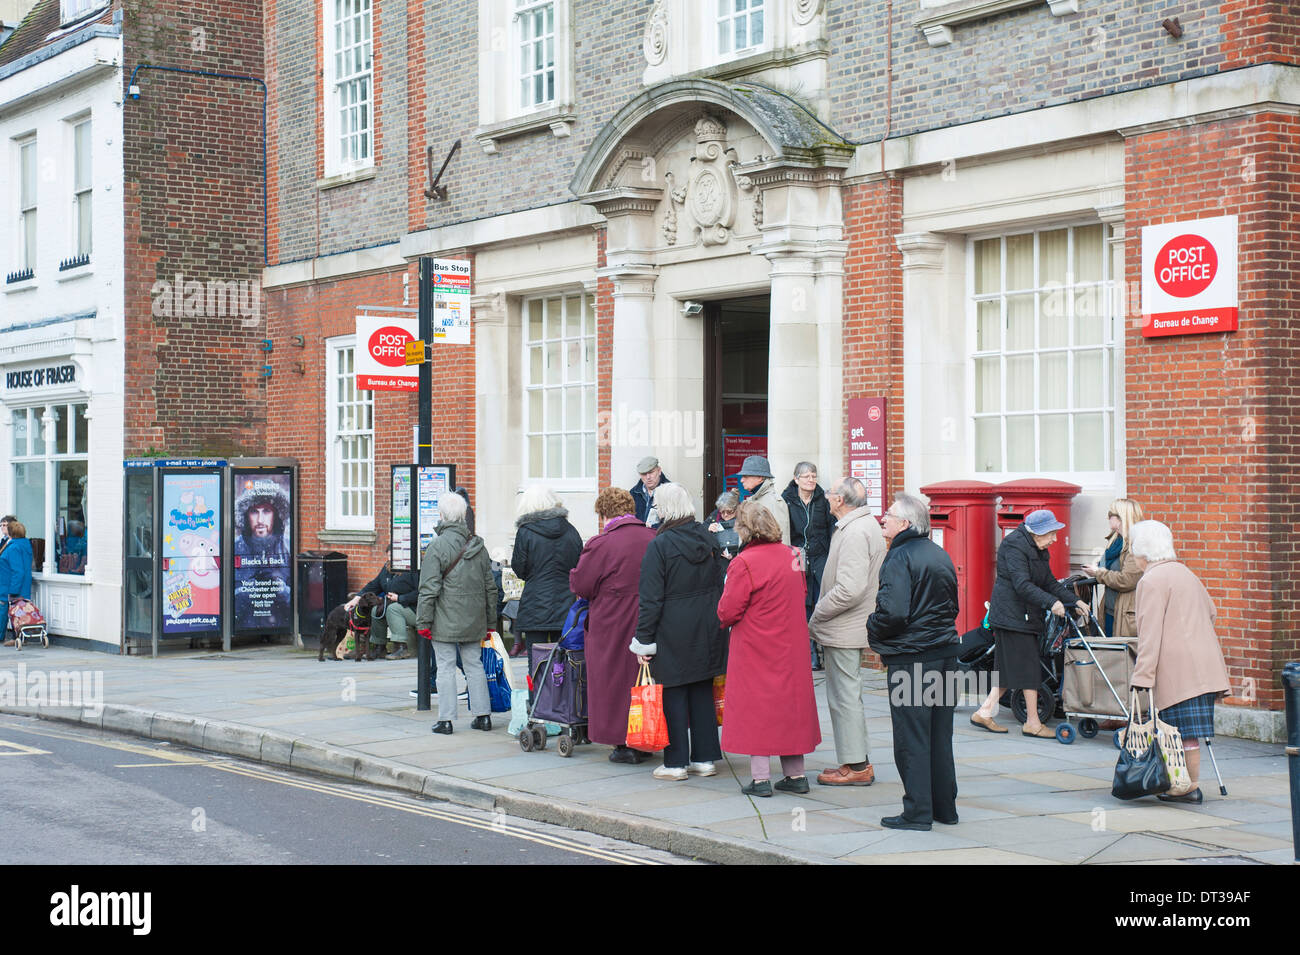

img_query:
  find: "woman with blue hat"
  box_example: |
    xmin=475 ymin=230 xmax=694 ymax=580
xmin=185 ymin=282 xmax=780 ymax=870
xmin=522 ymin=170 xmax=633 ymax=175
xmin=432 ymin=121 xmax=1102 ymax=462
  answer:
xmin=971 ymin=508 xmax=1089 ymax=738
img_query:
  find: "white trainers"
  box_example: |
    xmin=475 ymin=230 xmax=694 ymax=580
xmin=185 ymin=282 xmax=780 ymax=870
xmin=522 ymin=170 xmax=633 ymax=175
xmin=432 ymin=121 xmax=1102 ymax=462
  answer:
xmin=652 ymin=764 xmax=688 ymax=781
xmin=686 ymin=761 xmax=717 ymax=777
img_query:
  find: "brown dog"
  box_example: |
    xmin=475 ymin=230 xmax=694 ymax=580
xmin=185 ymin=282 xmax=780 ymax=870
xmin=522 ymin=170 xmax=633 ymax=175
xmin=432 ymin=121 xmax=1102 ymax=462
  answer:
xmin=319 ymin=593 xmax=385 ymax=661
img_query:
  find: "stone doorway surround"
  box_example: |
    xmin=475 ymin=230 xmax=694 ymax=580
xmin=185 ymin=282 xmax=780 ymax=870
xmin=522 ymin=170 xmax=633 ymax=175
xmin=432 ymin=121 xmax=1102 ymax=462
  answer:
xmin=569 ymin=79 xmax=855 ymax=502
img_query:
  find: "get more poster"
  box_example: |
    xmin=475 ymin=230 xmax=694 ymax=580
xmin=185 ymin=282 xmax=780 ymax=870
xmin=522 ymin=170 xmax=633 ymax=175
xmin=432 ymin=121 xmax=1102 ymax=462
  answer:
xmin=232 ymin=470 xmax=293 ymax=633
xmin=161 ymin=472 xmax=222 ymax=635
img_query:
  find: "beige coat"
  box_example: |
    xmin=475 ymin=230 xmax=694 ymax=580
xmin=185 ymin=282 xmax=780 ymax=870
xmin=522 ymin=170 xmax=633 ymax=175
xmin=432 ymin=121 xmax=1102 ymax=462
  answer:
xmin=1132 ymin=559 xmax=1231 ymax=711
xmin=1094 ymin=541 xmax=1141 ymax=637
xmin=749 ymin=478 xmax=791 ymax=546
xmin=808 ymin=507 xmax=886 ymax=649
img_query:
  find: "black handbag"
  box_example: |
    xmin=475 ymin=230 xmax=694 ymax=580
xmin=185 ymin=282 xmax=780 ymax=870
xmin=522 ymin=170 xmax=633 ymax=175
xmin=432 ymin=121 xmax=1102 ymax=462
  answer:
xmin=1111 ymin=690 xmax=1172 ymax=800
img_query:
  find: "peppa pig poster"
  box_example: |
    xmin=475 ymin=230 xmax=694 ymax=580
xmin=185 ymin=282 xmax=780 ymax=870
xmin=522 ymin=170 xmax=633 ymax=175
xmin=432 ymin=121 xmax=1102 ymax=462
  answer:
xmin=160 ymin=472 xmax=223 ymax=635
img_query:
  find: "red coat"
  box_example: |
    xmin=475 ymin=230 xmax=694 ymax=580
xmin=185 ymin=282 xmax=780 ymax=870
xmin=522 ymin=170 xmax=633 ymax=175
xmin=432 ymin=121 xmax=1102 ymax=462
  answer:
xmin=717 ymin=541 xmax=821 ymax=756
xmin=568 ymin=516 xmax=656 ymax=745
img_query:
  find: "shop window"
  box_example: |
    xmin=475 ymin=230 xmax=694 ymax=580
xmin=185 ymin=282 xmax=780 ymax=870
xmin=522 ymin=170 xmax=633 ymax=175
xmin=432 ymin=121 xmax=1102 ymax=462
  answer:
xmin=970 ymin=223 xmax=1114 ymax=477
xmin=523 ymin=292 xmax=596 ymax=482
xmin=326 ymin=338 xmax=374 ymax=528
xmin=10 ymin=404 xmax=90 ymax=575
xmin=323 ymin=0 xmax=374 ymax=177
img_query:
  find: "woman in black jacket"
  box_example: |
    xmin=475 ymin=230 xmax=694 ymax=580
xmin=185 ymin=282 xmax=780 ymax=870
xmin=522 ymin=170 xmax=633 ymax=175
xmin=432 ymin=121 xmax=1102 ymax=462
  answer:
xmin=630 ymin=483 xmax=727 ymax=781
xmin=782 ymin=461 xmax=833 ymax=669
xmin=972 ymin=509 xmax=1090 ymax=738
xmin=510 ymin=486 xmax=583 ymax=656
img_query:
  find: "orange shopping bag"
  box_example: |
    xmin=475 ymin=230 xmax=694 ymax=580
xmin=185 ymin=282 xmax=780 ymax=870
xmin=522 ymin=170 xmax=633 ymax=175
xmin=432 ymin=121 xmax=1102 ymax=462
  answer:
xmin=712 ymin=674 xmax=726 ymax=726
xmin=626 ymin=662 xmax=670 ymax=752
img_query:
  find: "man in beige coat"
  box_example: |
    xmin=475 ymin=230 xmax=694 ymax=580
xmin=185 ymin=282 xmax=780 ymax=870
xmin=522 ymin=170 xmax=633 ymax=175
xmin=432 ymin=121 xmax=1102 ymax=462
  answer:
xmin=808 ymin=477 xmax=887 ymax=785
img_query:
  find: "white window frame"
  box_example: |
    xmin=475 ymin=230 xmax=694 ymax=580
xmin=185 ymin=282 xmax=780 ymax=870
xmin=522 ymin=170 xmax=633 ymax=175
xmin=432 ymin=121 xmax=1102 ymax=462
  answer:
xmin=967 ymin=221 xmax=1117 ymax=483
xmin=514 ymin=0 xmax=556 ymax=114
xmin=325 ymin=337 xmax=375 ymax=530
xmin=522 ymin=291 xmax=597 ymax=488
xmin=475 ymin=0 xmax=574 ymax=152
xmin=60 ymin=0 xmax=109 ymax=26
xmin=17 ymin=136 xmax=37 ymax=273
xmin=70 ymin=118 xmax=92 ymax=260
xmin=322 ymin=0 xmax=374 ymax=178
xmin=714 ymin=0 xmax=768 ymax=60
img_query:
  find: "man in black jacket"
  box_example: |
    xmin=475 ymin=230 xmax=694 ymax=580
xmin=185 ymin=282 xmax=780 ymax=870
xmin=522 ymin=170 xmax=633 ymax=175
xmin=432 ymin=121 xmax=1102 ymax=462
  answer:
xmin=867 ymin=492 xmax=961 ymax=831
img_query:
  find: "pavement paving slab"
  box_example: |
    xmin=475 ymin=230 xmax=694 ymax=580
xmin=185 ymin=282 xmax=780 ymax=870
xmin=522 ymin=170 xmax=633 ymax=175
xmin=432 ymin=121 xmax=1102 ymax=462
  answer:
xmin=1 ymin=645 xmax=1291 ymax=866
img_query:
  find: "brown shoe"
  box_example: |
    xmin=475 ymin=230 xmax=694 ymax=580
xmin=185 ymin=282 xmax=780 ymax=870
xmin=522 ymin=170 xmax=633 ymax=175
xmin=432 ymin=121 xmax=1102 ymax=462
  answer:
xmin=969 ymin=713 xmax=1008 ymax=734
xmin=816 ymin=764 xmax=875 ymax=786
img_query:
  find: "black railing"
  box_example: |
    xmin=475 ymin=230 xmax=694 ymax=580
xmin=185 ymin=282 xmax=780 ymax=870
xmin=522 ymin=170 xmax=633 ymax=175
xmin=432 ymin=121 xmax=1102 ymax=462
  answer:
xmin=59 ymin=253 xmax=90 ymax=271
xmin=5 ymin=267 xmax=34 ymax=284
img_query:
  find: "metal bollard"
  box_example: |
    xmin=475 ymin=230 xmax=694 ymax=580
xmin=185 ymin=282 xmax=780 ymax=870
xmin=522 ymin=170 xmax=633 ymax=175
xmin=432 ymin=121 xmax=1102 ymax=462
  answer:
xmin=1284 ymin=662 xmax=1300 ymax=864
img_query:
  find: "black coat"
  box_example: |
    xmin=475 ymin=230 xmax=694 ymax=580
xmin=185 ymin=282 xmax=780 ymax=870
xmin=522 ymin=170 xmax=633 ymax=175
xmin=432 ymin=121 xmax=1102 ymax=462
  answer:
xmin=867 ymin=527 xmax=961 ymax=665
xmin=635 ymin=521 xmax=728 ymax=687
xmin=630 ymin=475 xmax=670 ymax=524
xmin=987 ymin=524 xmax=1078 ymax=635
xmin=511 ymin=507 xmax=583 ymax=632
xmin=782 ymin=481 xmax=833 ymax=580
xmin=360 ymin=564 xmax=420 ymax=608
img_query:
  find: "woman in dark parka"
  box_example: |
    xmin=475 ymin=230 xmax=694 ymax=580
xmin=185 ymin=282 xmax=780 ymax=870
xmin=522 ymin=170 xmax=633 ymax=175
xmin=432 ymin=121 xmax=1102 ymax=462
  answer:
xmin=781 ymin=460 xmax=833 ymax=669
xmin=972 ymin=509 xmax=1090 ymax=738
xmin=511 ymin=485 xmax=583 ymax=654
xmin=569 ymin=488 xmax=656 ymax=763
xmin=629 ymin=483 xmax=727 ymax=781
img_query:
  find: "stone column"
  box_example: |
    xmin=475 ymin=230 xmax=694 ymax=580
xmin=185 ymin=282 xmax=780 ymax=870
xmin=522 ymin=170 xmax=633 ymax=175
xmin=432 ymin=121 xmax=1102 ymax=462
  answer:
xmin=760 ymin=245 xmax=820 ymax=481
xmin=896 ymin=231 xmax=953 ymax=493
xmin=472 ymin=291 xmax=513 ymax=556
xmin=599 ymin=265 xmax=660 ymax=486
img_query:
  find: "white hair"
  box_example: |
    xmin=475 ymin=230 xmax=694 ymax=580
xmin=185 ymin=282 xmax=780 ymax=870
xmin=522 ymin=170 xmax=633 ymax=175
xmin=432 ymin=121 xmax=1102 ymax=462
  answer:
xmin=1129 ymin=520 xmax=1177 ymax=562
xmin=652 ymin=483 xmax=695 ymax=522
xmin=892 ymin=492 xmax=931 ymax=536
xmin=517 ymin=485 xmax=561 ymax=519
xmin=437 ymin=491 xmax=467 ymax=524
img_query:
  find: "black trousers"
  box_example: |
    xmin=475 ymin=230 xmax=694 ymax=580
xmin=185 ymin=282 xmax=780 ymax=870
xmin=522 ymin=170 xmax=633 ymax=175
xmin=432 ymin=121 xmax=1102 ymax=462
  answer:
xmin=887 ymin=656 xmax=959 ymax=824
xmin=662 ymin=679 xmax=722 ymax=769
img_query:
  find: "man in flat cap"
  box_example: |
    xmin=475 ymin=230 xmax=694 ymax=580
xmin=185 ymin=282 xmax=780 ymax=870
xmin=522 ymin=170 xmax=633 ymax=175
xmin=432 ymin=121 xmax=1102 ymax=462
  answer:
xmin=630 ymin=455 xmax=670 ymax=529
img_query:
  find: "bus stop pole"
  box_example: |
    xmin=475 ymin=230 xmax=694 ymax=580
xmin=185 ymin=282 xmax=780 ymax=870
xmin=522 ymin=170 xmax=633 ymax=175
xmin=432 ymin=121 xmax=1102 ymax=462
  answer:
xmin=416 ymin=257 xmax=433 ymax=712
xmin=1283 ymin=662 xmax=1300 ymax=864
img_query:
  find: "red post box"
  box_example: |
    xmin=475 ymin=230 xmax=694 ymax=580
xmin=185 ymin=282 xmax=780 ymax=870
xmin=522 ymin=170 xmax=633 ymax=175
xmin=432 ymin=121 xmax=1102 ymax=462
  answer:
xmin=994 ymin=478 xmax=1082 ymax=580
xmin=920 ymin=480 xmax=998 ymax=637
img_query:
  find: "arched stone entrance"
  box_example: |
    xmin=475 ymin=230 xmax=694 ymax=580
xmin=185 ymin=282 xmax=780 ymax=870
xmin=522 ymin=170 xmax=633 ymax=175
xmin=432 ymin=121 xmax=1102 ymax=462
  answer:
xmin=571 ymin=79 xmax=854 ymax=502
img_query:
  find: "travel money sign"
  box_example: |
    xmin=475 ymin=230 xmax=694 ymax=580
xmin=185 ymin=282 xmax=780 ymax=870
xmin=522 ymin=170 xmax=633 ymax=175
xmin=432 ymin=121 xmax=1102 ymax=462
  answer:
xmin=1141 ymin=214 xmax=1238 ymax=338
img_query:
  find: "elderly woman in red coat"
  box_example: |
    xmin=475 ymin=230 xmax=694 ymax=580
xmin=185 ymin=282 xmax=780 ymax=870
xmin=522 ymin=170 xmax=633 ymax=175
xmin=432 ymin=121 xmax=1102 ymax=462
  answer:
xmin=717 ymin=501 xmax=822 ymax=797
xmin=569 ymin=488 xmax=656 ymax=764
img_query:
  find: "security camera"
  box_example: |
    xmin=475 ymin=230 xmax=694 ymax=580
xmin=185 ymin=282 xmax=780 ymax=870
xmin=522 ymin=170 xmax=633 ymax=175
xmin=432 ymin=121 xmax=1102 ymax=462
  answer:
xmin=682 ymin=300 xmax=704 ymax=316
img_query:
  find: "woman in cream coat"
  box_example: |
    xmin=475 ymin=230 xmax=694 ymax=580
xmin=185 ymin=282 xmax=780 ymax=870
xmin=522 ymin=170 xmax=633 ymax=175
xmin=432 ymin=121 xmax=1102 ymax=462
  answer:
xmin=1082 ymin=498 xmax=1144 ymax=638
xmin=1129 ymin=520 xmax=1230 ymax=805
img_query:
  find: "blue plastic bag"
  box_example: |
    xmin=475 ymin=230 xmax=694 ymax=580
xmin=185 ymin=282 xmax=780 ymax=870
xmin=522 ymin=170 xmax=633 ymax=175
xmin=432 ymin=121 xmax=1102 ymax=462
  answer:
xmin=481 ymin=642 xmax=512 ymax=713
xmin=559 ymin=597 xmax=588 ymax=650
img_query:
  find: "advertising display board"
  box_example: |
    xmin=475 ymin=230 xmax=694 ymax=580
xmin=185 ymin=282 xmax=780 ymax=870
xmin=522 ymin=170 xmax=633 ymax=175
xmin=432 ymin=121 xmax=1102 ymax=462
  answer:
xmin=846 ymin=397 xmax=888 ymax=517
xmin=160 ymin=470 xmax=223 ymax=635
xmin=1141 ymin=214 xmax=1238 ymax=338
xmin=390 ymin=463 xmax=456 ymax=571
xmin=355 ymin=315 xmax=420 ymax=391
xmin=231 ymin=468 xmax=294 ymax=634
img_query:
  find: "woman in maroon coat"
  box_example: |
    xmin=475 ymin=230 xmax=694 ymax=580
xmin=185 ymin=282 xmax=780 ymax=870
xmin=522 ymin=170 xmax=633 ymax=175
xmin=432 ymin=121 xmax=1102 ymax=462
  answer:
xmin=717 ymin=501 xmax=822 ymax=796
xmin=569 ymin=488 xmax=656 ymax=764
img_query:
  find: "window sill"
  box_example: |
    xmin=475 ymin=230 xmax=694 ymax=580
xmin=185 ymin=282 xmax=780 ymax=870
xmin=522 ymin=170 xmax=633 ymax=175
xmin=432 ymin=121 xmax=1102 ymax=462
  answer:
xmin=56 ymin=263 xmax=94 ymax=282
xmin=914 ymin=0 xmax=1079 ymax=47
xmin=316 ymin=166 xmax=377 ymax=191
xmin=318 ymin=528 xmax=378 ymax=545
xmin=3 ymin=276 xmax=37 ymax=294
xmin=690 ymin=40 xmax=829 ymax=82
xmin=474 ymin=106 xmax=576 ymax=155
